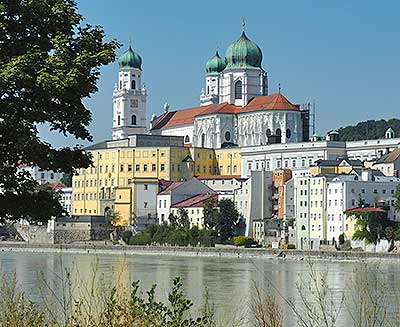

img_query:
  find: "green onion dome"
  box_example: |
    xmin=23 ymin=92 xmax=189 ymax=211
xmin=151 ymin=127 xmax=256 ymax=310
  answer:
xmin=225 ymin=31 xmax=262 ymax=69
xmin=118 ymin=46 xmax=142 ymax=70
xmin=205 ymin=51 xmax=226 ymax=74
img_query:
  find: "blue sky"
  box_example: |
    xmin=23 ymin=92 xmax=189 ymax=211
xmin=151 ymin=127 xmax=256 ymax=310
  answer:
xmin=42 ymin=0 xmax=400 ymax=147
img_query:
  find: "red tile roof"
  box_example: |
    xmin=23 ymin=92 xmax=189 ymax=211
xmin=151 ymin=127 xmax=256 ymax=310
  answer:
xmin=244 ymin=93 xmax=300 ymax=111
xmin=48 ymin=182 xmax=66 ymax=189
xmin=150 ymin=93 xmax=300 ymax=130
xmin=158 ymin=181 xmax=184 ymax=195
xmin=172 ymin=193 xmax=218 ymax=208
xmin=345 ymin=207 xmax=386 ymax=214
xmin=385 ymin=148 xmax=400 ymax=163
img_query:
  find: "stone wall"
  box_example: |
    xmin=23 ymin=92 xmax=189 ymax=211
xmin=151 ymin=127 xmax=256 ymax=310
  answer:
xmin=15 ymin=224 xmax=54 ymax=244
xmin=53 ymin=229 xmax=110 ymax=244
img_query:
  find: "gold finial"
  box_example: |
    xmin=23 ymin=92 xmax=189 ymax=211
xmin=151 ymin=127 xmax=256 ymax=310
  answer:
xmin=129 ymin=36 xmax=132 ymax=47
xmin=242 ymin=17 xmax=246 ymax=32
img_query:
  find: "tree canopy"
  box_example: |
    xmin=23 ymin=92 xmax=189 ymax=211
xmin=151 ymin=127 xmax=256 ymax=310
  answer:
xmin=337 ymin=118 xmax=400 ymax=141
xmin=0 ymin=0 xmax=119 ymax=222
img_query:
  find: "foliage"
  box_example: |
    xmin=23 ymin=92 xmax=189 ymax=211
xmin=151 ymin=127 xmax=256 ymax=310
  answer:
xmin=127 ymin=224 xmax=217 ymax=247
xmin=0 ymin=183 xmax=64 ymax=224
xmin=106 ymin=210 xmax=122 ymax=225
xmin=337 ymin=118 xmax=400 ymax=141
xmin=0 ymin=0 xmax=119 ymax=222
xmin=177 ymin=208 xmax=190 ymax=228
xmin=233 ymin=236 xmax=254 ymax=246
xmin=394 ymin=185 xmax=400 ymax=213
xmin=281 ymin=244 xmax=296 ymax=249
xmin=338 ymin=233 xmax=345 ymax=245
xmin=203 ymin=199 xmax=219 ymax=229
xmin=168 ymin=212 xmax=178 ymax=227
xmin=217 ymin=199 xmax=239 ymax=242
xmin=121 ymin=230 xmax=132 ymax=244
xmin=350 ymin=210 xmax=395 ymax=245
xmin=129 ymin=232 xmax=152 ymax=246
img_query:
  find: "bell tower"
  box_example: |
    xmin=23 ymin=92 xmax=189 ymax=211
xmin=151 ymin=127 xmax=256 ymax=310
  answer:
xmin=112 ymin=46 xmax=147 ymax=140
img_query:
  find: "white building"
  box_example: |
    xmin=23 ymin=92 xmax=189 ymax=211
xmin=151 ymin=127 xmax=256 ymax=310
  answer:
xmin=198 ymin=175 xmax=247 ymax=201
xmin=112 ymin=46 xmax=147 ymax=140
xmin=150 ymin=27 xmax=309 ymax=149
xmin=296 ymin=169 xmax=400 ymax=249
xmin=21 ymin=166 xmax=64 ymax=185
xmin=60 ymin=187 xmax=72 ymax=216
xmin=156 ymin=178 xmax=215 ymax=225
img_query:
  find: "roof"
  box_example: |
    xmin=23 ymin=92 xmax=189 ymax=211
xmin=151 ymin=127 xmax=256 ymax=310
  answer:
xmin=345 ymin=207 xmax=386 ymax=214
xmin=48 ymin=182 xmax=66 ymax=189
xmin=375 ymin=148 xmax=400 ymax=164
xmin=315 ymin=158 xmax=363 ymax=167
xmin=172 ymin=193 xmax=218 ymax=208
xmin=197 ymin=174 xmax=243 ymax=180
xmin=151 ymin=93 xmax=300 ymax=130
xmin=244 ymin=93 xmax=300 ymax=111
xmin=158 ymin=181 xmax=184 ymax=195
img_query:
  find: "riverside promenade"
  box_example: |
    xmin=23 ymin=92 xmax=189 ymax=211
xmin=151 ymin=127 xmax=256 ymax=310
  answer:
xmin=1 ymin=242 xmax=400 ymax=262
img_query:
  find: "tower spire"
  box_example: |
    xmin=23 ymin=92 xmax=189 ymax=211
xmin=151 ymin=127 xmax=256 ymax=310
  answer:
xmin=242 ymin=17 xmax=246 ymax=33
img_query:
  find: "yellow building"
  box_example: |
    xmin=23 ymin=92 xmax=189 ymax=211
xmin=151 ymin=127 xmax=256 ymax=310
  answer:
xmin=310 ymin=158 xmax=363 ymax=176
xmin=72 ymin=135 xmax=241 ymax=226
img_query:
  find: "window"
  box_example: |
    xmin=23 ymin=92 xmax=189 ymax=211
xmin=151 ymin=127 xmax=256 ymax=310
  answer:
xmin=286 ymin=129 xmax=291 ymax=139
xmin=225 ymin=131 xmax=231 ymax=142
xmin=201 ymin=134 xmax=206 ymax=147
xmin=127 ymin=164 xmax=132 ymax=172
xmin=131 ymin=80 xmax=136 ymax=90
xmin=117 ymin=115 xmax=121 ymax=125
xmin=266 ymin=129 xmax=272 ymax=137
xmin=120 ymin=164 xmax=124 ymax=172
xmin=184 ymin=135 xmax=190 ymax=143
xmin=131 ymin=115 xmax=137 ymax=125
xmin=143 ymin=164 xmax=148 ymax=172
xmin=152 ymin=164 xmax=156 ymax=171
xmin=144 ymin=185 xmax=148 ymax=191
xmin=144 ymin=202 xmax=148 ymax=208
xmin=234 ymin=80 xmax=242 ymax=99
xmin=160 ymin=164 xmax=165 ymax=171
xmin=135 ymin=164 xmax=140 ymax=172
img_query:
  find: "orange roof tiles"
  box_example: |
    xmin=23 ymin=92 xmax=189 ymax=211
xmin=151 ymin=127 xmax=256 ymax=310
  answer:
xmin=244 ymin=93 xmax=300 ymax=111
xmin=151 ymin=93 xmax=299 ymax=130
xmin=385 ymin=147 xmax=400 ymax=163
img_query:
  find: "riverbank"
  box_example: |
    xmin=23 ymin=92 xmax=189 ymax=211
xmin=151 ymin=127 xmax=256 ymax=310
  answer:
xmin=2 ymin=241 xmax=400 ymax=262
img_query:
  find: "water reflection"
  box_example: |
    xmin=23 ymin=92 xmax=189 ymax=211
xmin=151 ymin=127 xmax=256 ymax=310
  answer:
xmin=0 ymin=251 xmax=399 ymax=326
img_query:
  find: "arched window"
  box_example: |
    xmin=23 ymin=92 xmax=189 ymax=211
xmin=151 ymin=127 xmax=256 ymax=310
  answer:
xmin=276 ymin=128 xmax=282 ymax=136
xmin=131 ymin=115 xmax=136 ymax=125
xmin=131 ymin=80 xmax=136 ymax=90
xmin=286 ymin=128 xmax=291 ymax=139
xmin=266 ymin=129 xmax=272 ymax=137
xmin=117 ymin=115 xmax=121 ymax=126
xmin=301 ymin=225 xmax=306 ymax=231
xmin=184 ymin=135 xmax=190 ymax=143
xmin=119 ymin=81 xmax=122 ymax=89
xmin=225 ymin=131 xmax=231 ymax=142
xmin=234 ymin=80 xmax=242 ymax=99
xmin=201 ymin=134 xmax=206 ymax=148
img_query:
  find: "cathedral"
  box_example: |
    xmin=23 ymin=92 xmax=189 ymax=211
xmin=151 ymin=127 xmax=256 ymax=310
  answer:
xmin=112 ymin=27 xmax=310 ymax=148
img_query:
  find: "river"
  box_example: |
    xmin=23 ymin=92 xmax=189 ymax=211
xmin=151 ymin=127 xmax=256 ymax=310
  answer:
xmin=0 ymin=251 xmax=399 ymax=326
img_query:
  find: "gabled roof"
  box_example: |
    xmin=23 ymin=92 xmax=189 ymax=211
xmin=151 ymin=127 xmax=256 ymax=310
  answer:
xmin=345 ymin=207 xmax=386 ymax=214
xmin=150 ymin=93 xmax=300 ymax=130
xmin=375 ymin=148 xmax=400 ymax=164
xmin=158 ymin=181 xmax=184 ymax=195
xmin=244 ymin=93 xmax=300 ymax=111
xmin=171 ymin=193 xmax=218 ymax=208
xmin=197 ymin=174 xmax=243 ymax=180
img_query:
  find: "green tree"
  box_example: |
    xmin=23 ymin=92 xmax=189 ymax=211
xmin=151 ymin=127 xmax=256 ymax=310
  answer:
xmin=168 ymin=213 xmax=177 ymax=227
xmin=60 ymin=173 xmax=72 ymax=187
xmin=217 ymin=199 xmax=239 ymax=242
xmin=349 ymin=209 xmax=394 ymax=244
xmin=203 ymin=198 xmax=219 ymax=229
xmin=394 ymin=185 xmax=400 ymax=213
xmin=0 ymin=0 xmax=118 ymax=222
xmin=177 ymin=208 xmax=190 ymax=228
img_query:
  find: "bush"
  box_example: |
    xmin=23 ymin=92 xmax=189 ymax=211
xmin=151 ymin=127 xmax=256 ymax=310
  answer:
xmin=338 ymin=233 xmax=345 ymax=245
xmin=233 ymin=236 xmax=254 ymax=246
xmin=129 ymin=232 xmax=152 ymax=245
xmin=121 ymin=230 xmax=132 ymax=244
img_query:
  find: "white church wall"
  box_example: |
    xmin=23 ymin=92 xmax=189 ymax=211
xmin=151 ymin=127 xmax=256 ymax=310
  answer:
xmin=161 ymin=125 xmax=194 ymax=145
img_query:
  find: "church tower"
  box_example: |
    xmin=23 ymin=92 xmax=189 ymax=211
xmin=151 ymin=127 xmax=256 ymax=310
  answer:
xmin=200 ymin=51 xmax=226 ymax=106
xmin=221 ymin=26 xmax=268 ymax=107
xmin=112 ymin=46 xmax=147 ymax=140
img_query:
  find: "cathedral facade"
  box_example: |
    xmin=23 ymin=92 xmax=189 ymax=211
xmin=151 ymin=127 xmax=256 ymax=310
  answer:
xmin=113 ymin=29 xmax=309 ymax=148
